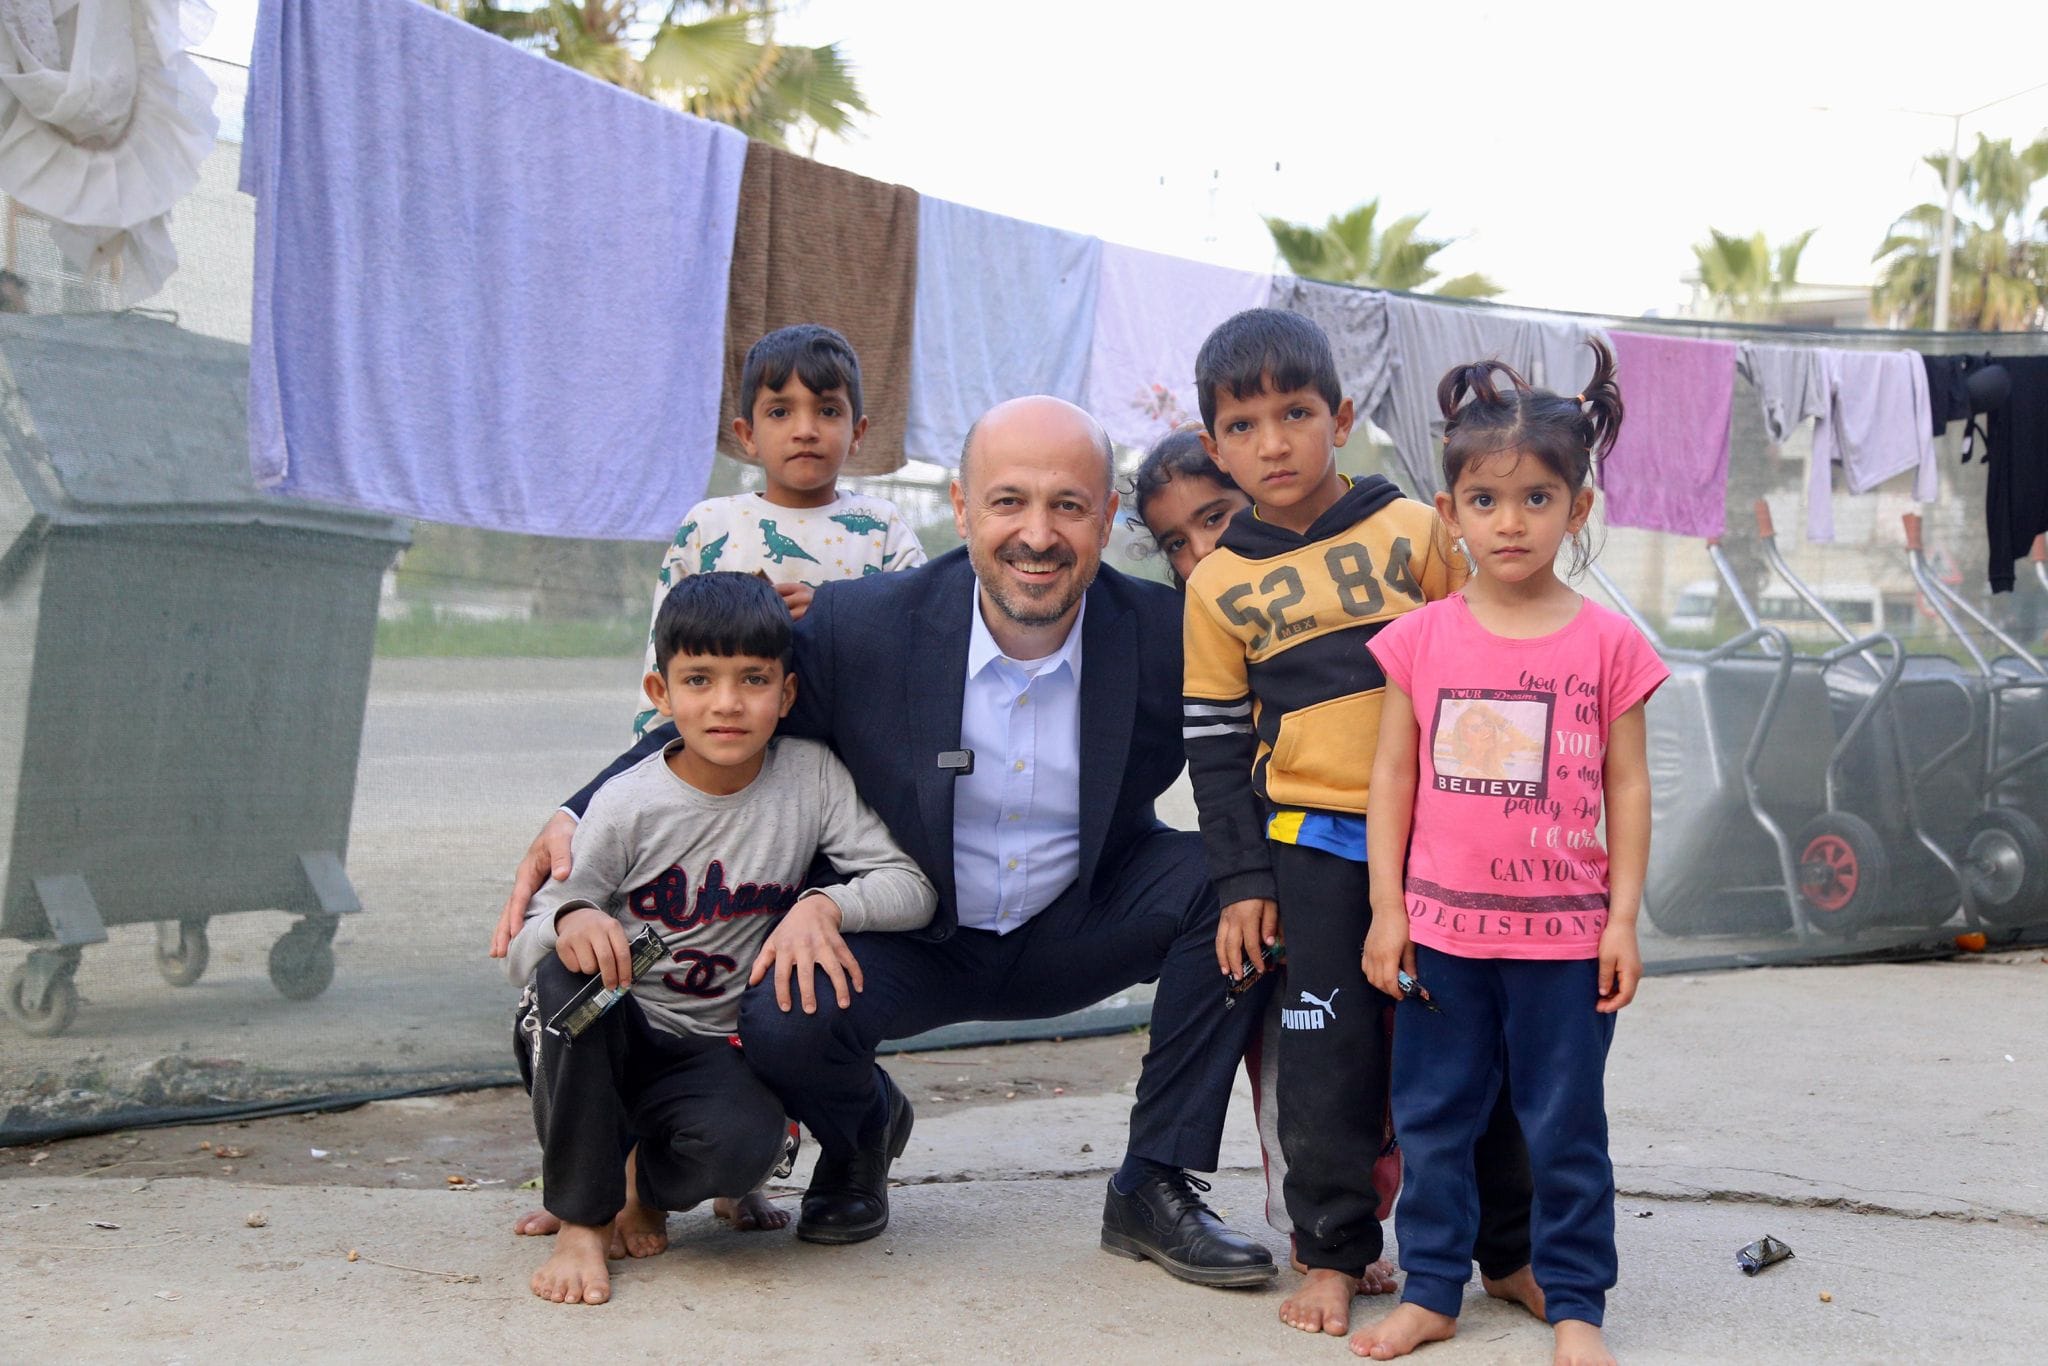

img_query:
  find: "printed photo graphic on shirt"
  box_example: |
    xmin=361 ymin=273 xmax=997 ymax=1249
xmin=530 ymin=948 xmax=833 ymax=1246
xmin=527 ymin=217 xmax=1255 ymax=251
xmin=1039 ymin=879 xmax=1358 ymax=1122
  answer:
xmin=1428 ymin=688 xmax=1552 ymax=800
xmin=1280 ymin=986 xmax=1340 ymax=1031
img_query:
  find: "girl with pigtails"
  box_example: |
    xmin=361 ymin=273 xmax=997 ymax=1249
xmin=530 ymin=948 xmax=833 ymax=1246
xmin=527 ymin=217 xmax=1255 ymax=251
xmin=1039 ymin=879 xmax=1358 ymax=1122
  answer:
xmin=1354 ymin=340 xmax=1666 ymax=1366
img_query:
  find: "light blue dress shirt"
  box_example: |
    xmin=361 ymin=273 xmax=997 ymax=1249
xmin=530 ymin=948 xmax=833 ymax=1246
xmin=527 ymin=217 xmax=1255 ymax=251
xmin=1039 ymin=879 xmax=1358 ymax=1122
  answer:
xmin=951 ymin=587 xmax=1085 ymax=934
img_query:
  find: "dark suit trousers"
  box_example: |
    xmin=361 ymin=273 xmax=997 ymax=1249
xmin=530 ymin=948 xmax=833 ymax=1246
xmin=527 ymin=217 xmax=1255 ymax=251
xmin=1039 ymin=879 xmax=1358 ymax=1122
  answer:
xmin=739 ymin=827 xmax=1271 ymax=1170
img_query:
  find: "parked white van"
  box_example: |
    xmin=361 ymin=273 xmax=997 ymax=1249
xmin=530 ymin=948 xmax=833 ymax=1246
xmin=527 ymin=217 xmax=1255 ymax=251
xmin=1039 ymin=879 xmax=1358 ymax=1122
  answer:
xmin=1665 ymin=580 xmax=1911 ymax=642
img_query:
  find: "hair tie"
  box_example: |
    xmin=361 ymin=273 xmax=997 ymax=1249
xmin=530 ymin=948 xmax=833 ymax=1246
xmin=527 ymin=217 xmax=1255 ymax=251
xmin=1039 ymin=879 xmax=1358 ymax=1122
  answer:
xmin=1574 ymin=392 xmax=1586 ymax=405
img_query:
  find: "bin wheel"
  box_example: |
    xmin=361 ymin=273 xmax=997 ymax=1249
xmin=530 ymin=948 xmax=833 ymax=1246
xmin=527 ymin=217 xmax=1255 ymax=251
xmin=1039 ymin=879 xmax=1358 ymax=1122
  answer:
xmin=155 ymin=921 xmax=210 ymax=987
xmin=1964 ymin=808 xmax=2048 ymax=929
xmin=269 ymin=928 xmax=335 ymax=1002
xmin=6 ymin=962 xmax=78 ymax=1038
xmin=1795 ymin=813 xmax=1893 ymax=936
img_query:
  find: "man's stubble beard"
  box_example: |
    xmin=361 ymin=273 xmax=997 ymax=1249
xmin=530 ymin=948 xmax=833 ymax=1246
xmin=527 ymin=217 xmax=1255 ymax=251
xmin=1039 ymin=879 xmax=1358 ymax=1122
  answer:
xmin=969 ymin=541 xmax=1097 ymax=629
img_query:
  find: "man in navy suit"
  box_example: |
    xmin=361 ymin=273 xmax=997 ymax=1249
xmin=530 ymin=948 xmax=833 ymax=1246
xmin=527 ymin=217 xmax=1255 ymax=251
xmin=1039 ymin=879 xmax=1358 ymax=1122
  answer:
xmin=495 ymin=396 xmax=1277 ymax=1286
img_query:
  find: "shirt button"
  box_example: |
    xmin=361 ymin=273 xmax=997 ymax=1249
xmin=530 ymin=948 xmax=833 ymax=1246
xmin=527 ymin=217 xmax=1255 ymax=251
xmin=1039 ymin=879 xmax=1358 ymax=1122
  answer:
xmin=1019 ymin=693 xmax=1031 ymax=705
xmin=1013 ymin=760 xmax=1026 ymax=772
xmin=1008 ymin=813 xmax=1021 ymax=821
xmin=1007 ymin=859 xmax=1018 ymax=870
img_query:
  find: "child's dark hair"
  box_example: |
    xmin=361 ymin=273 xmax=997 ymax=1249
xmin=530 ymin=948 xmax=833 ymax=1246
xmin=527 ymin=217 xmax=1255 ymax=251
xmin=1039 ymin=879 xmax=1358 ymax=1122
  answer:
xmin=1436 ymin=338 xmax=1623 ymax=574
xmin=739 ymin=323 xmax=863 ymax=422
xmin=1193 ymin=308 xmax=1343 ymax=433
xmin=652 ymin=572 xmax=793 ymax=674
xmin=1128 ymin=426 xmax=1242 ymax=526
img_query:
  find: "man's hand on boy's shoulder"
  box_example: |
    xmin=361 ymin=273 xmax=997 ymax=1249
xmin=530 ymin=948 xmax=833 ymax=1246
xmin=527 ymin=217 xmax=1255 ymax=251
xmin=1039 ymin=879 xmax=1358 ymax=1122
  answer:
xmin=775 ymin=580 xmax=815 ymax=621
xmin=751 ymin=892 xmax=864 ymax=1015
xmin=491 ymin=810 xmax=579 ymax=958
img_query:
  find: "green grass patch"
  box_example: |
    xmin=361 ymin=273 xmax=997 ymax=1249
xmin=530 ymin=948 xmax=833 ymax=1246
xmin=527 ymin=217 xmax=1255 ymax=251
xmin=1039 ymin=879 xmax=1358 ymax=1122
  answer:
xmin=376 ymin=614 xmax=646 ymax=658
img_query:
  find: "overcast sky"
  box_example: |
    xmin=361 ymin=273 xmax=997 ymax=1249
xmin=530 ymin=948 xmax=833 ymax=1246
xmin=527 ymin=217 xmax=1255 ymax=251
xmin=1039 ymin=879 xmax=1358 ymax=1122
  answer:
xmin=200 ymin=1 xmax=2048 ymax=318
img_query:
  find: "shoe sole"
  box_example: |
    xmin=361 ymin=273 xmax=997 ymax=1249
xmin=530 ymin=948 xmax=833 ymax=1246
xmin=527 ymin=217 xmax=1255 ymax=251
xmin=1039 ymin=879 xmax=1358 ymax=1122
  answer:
xmin=1099 ymin=1227 xmax=1280 ymax=1288
xmin=796 ymin=1098 xmax=914 ymax=1246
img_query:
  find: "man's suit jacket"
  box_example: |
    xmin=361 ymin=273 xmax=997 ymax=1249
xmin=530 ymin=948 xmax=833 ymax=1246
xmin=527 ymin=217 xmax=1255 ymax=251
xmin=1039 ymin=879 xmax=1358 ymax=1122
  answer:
xmin=789 ymin=548 xmax=1189 ymax=937
xmin=573 ymin=549 xmax=1191 ymax=939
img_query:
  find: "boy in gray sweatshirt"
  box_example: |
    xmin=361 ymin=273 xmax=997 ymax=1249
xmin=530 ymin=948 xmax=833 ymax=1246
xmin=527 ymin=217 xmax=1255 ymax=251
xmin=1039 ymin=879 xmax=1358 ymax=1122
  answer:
xmin=504 ymin=573 xmax=936 ymax=1306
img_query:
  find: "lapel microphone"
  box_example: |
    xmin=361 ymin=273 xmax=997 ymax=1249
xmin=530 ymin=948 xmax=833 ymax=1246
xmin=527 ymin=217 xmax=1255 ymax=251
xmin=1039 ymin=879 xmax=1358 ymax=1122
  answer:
xmin=937 ymin=749 xmax=975 ymax=777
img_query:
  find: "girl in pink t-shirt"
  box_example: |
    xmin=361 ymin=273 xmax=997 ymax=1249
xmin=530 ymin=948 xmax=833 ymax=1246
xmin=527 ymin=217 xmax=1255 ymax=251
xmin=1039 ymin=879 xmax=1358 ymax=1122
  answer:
xmin=1353 ymin=340 xmax=1667 ymax=1366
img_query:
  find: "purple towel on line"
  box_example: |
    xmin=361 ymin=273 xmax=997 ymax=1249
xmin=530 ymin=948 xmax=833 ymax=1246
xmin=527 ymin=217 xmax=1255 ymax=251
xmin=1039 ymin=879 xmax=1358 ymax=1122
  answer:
xmin=241 ymin=0 xmax=748 ymax=540
xmin=1600 ymin=331 xmax=1737 ymax=540
xmin=1084 ymin=244 xmax=1270 ymax=451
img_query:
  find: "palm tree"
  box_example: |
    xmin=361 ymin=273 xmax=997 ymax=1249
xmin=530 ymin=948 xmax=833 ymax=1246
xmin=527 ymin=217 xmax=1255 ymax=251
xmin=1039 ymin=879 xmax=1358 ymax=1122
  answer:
xmin=1872 ymin=133 xmax=2048 ymax=331
xmin=1691 ymin=227 xmax=1816 ymax=322
xmin=1264 ymin=199 xmax=1502 ymax=298
xmin=455 ymin=2 xmax=868 ymax=152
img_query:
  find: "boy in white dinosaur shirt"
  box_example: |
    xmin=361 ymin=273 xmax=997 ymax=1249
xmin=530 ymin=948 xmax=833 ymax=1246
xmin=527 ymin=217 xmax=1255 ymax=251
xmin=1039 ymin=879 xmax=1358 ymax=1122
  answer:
xmin=634 ymin=324 xmax=925 ymax=736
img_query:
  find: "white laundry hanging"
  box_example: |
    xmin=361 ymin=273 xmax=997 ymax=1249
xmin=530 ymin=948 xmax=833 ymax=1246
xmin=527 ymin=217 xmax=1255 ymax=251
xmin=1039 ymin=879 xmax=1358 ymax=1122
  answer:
xmin=0 ymin=0 xmax=218 ymax=303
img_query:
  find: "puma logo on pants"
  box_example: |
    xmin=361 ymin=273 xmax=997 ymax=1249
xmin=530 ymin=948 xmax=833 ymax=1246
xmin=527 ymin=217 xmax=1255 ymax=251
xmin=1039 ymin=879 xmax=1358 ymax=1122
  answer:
xmin=1282 ymin=987 xmax=1339 ymax=1030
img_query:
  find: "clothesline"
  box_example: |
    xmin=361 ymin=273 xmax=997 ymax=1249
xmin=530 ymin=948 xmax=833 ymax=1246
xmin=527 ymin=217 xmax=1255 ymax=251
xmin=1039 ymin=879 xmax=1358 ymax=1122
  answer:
xmin=238 ymin=0 xmax=2048 ymax=593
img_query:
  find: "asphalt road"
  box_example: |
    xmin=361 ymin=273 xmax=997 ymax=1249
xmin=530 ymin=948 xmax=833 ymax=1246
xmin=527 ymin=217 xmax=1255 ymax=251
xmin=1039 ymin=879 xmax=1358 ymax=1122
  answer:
xmin=0 ymin=656 xmax=1972 ymax=1132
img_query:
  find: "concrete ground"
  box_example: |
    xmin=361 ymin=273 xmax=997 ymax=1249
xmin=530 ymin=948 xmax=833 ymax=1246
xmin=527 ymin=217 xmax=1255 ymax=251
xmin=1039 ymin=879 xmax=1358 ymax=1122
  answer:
xmin=7 ymin=954 xmax=2048 ymax=1363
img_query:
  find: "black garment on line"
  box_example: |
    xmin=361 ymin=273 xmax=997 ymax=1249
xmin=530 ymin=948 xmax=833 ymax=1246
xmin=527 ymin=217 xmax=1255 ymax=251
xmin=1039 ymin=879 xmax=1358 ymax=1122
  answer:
xmin=1921 ymin=353 xmax=1977 ymax=437
xmin=1984 ymin=354 xmax=2048 ymax=594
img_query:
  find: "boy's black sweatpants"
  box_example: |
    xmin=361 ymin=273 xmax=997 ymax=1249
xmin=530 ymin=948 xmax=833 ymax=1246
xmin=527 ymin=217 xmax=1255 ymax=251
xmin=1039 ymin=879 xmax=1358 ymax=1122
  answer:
xmin=1272 ymin=841 xmax=1535 ymax=1278
xmin=513 ymin=955 xmax=789 ymax=1228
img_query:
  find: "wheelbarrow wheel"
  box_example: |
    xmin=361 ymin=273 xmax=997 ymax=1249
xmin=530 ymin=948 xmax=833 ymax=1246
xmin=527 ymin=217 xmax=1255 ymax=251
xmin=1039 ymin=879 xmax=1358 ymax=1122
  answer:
xmin=269 ymin=926 xmax=335 ymax=1002
xmin=1795 ymin=812 xmax=1893 ymax=936
xmin=6 ymin=962 xmax=78 ymax=1038
xmin=1964 ymin=807 xmax=2048 ymax=929
xmin=155 ymin=921 xmax=210 ymax=987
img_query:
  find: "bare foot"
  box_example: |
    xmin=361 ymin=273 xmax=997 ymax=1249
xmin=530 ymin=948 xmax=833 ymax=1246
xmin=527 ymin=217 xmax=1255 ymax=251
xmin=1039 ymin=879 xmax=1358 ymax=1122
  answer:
xmin=1295 ymin=1253 xmax=1398 ymax=1296
xmin=1553 ymin=1319 xmax=1614 ymax=1366
xmin=610 ymin=1187 xmax=667 ymax=1253
xmin=1483 ymin=1264 xmax=1547 ymax=1321
xmin=513 ymin=1208 xmax=561 ymax=1237
xmin=1281 ymin=1267 xmax=1361 ymax=1336
xmin=714 ymin=1191 xmax=790 ymax=1231
xmin=513 ymin=1203 xmax=629 ymax=1259
xmin=1350 ymin=1302 xmax=1457 ymax=1359
xmin=530 ymin=1221 xmax=611 ymax=1305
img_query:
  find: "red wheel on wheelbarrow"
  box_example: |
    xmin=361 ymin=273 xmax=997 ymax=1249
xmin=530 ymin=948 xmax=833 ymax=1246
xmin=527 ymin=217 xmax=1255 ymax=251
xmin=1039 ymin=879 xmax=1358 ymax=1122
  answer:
xmin=1795 ymin=812 xmax=1893 ymax=936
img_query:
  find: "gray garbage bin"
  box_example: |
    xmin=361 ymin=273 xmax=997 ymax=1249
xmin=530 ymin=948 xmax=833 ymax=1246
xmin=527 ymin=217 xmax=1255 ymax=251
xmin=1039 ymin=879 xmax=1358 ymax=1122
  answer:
xmin=0 ymin=313 xmax=409 ymax=1036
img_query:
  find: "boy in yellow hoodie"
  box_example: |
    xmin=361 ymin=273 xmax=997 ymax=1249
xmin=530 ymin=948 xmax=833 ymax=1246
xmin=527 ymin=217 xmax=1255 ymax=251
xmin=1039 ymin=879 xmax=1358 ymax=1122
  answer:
xmin=1183 ymin=309 xmax=1533 ymax=1338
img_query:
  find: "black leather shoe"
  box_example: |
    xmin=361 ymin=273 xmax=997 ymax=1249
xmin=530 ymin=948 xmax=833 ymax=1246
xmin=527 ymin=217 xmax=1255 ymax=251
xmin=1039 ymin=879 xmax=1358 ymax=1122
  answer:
xmin=796 ymin=1076 xmax=913 ymax=1244
xmin=1100 ymin=1170 xmax=1278 ymax=1287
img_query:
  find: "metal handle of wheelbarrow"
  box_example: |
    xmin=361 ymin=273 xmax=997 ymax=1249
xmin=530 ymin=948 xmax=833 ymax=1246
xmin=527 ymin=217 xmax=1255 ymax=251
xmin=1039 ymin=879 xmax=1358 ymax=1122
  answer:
xmin=1706 ymin=539 xmax=1767 ymax=637
xmin=1901 ymin=513 xmax=2044 ymax=678
xmin=1814 ymin=631 xmax=1909 ymax=815
xmin=1715 ymin=624 xmax=1817 ymax=944
xmin=1701 ymin=624 xmax=1787 ymax=664
xmin=1816 ymin=629 xmax=1973 ymax=785
xmin=1755 ymin=499 xmax=1886 ymax=680
xmin=1817 ymin=627 xmax=1979 ymax=921
xmin=1585 ymin=561 xmax=1668 ymax=652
